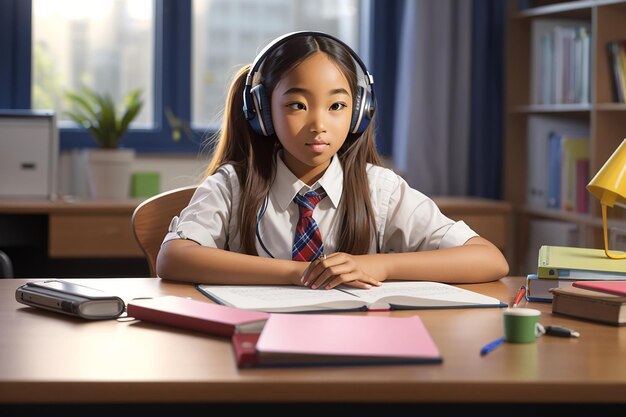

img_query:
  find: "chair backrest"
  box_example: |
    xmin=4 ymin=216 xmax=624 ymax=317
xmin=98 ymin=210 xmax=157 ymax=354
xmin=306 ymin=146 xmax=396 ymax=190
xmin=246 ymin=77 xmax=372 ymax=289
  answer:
xmin=0 ymin=250 xmax=14 ymax=278
xmin=131 ymin=185 xmax=197 ymax=277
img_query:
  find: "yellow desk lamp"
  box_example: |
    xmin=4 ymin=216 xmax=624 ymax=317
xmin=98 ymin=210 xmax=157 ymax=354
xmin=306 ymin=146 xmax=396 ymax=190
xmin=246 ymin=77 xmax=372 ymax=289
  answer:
xmin=587 ymin=139 xmax=626 ymax=259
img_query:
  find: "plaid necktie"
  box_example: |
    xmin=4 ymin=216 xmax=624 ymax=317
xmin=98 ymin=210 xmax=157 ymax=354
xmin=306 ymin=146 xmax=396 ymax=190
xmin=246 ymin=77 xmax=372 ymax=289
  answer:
xmin=292 ymin=188 xmax=327 ymax=262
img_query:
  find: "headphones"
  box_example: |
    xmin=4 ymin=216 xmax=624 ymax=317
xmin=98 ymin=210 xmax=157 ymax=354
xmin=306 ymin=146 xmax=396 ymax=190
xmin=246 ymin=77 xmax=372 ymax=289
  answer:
xmin=242 ymin=31 xmax=375 ymax=137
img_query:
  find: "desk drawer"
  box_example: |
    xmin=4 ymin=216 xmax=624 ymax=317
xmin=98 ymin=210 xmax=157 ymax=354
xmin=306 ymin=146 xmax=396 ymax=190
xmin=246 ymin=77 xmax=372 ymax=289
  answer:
xmin=49 ymin=214 xmax=142 ymax=258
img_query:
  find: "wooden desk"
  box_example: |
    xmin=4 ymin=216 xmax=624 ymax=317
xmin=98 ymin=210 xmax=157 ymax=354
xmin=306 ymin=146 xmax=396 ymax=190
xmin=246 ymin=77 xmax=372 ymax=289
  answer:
xmin=0 ymin=198 xmax=143 ymax=258
xmin=1 ymin=277 xmax=625 ymax=407
xmin=433 ymin=197 xmax=511 ymax=254
xmin=0 ymin=197 xmax=510 ymax=258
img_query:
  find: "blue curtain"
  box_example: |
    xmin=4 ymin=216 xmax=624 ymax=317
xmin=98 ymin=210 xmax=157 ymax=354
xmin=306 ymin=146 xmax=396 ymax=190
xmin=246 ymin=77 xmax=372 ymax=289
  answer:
xmin=368 ymin=0 xmax=406 ymax=157
xmin=468 ymin=0 xmax=506 ymax=198
xmin=0 ymin=0 xmax=31 ymax=109
xmin=370 ymin=0 xmax=507 ymax=198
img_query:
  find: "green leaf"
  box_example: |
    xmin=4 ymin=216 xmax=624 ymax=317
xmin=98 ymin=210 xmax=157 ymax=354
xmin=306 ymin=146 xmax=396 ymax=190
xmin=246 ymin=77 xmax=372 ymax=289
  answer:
xmin=63 ymin=86 xmax=144 ymax=148
xmin=118 ymin=89 xmax=144 ymax=137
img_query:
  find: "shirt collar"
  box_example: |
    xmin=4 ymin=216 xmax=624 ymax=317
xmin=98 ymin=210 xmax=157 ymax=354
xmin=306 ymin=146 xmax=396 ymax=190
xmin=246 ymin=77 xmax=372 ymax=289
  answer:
xmin=272 ymin=153 xmax=344 ymax=211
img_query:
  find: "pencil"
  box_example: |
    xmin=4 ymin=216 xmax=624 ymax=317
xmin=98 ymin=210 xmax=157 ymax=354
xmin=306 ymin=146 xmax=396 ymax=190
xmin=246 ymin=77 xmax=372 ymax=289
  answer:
xmin=512 ymin=285 xmax=526 ymax=308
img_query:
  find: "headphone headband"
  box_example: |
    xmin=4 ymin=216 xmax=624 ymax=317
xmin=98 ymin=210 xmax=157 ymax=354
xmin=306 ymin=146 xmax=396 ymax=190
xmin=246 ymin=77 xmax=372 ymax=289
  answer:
xmin=244 ymin=31 xmax=374 ymax=90
xmin=243 ymin=31 xmax=375 ymax=136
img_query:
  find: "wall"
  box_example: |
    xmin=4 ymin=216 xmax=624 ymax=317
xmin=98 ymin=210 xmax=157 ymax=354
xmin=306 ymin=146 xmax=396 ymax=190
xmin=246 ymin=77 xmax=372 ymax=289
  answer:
xmin=56 ymin=151 xmax=209 ymax=199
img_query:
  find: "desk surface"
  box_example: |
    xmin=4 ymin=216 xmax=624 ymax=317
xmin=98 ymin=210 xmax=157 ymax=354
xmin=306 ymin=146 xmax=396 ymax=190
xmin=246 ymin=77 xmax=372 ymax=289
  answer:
xmin=1 ymin=277 xmax=625 ymax=404
xmin=0 ymin=196 xmax=509 ymax=214
xmin=0 ymin=198 xmax=142 ymax=214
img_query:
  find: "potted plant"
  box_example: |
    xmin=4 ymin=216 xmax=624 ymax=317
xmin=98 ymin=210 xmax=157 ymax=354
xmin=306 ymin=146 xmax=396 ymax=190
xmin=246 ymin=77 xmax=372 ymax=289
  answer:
xmin=65 ymin=87 xmax=143 ymax=199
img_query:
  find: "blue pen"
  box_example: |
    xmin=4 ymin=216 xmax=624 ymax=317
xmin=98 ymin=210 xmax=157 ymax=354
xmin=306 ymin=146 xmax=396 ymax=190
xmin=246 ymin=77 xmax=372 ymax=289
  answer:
xmin=480 ymin=336 xmax=506 ymax=356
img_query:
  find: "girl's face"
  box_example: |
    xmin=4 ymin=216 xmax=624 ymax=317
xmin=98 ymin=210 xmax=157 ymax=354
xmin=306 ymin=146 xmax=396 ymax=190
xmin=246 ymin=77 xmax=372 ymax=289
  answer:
xmin=271 ymin=52 xmax=352 ymax=185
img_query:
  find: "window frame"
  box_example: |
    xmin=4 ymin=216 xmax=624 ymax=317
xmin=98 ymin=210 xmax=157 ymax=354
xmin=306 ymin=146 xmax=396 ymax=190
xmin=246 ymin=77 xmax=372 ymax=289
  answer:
xmin=60 ymin=0 xmax=199 ymax=153
xmin=3 ymin=0 xmax=200 ymax=153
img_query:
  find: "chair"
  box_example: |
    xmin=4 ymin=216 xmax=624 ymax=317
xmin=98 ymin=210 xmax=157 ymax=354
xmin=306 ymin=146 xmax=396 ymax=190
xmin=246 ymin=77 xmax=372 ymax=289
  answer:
xmin=0 ymin=250 xmax=14 ymax=278
xmin=131 ymin=186 xmax=197 ymax=277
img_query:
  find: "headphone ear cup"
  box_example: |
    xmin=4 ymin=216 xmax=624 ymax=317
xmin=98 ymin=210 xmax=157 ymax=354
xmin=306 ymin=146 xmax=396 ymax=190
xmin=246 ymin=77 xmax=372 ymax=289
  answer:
xmin=357 ymin=90 xmax=374 ymax=134
xmin=350 ymin=86 xmax=374 ymax=135
xmin=350 ymin=86 xmax=364 ymax=134
xmin=250 ymin=84 xmax=274 ymax=136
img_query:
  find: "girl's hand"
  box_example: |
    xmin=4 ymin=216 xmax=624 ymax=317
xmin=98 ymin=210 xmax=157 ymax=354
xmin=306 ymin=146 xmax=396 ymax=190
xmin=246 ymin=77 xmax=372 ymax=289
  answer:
xmin=300 ymin=253 xmax=383 ymax=290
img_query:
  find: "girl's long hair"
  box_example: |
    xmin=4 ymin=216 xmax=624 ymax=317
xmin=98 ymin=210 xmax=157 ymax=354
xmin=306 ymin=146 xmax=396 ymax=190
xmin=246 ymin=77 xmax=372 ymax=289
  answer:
xmin=204 ymin=35 xmax=383 ymax=255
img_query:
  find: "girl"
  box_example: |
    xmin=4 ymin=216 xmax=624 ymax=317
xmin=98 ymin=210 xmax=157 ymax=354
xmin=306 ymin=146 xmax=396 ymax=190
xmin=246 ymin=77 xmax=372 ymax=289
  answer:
xmin=157 ymin=31 xmax=509 ymax=289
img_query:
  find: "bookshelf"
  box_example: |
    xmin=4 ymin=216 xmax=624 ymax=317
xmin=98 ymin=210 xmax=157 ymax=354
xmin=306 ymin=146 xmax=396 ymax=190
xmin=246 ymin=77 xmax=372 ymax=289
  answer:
xmin=505 ymin=0 xmax=626 ymax=274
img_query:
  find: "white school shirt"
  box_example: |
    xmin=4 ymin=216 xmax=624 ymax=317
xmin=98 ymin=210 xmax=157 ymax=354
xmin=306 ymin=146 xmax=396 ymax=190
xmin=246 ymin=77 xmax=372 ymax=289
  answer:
xmin=163 ymin=155 xmax=477 ymax=257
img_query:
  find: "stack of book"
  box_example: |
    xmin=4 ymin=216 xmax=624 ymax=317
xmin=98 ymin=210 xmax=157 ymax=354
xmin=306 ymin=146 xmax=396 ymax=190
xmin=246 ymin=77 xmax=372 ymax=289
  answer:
xmin=526 ymin=245 xmax=626 ymax=302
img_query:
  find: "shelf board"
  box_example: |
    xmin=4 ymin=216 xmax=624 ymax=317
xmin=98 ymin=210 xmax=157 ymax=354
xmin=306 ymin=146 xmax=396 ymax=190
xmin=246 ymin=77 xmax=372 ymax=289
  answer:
xmin=522 ymin=206 xmax=626 ymax=229
xmin=509 ymin=103 xmax=591 ymax=114
xmin=513 ymin=0 xmax=626 ymax=19
xmin=509 ymin=103 xmax=626 ymax=114
xmin=594 ymin=103 xmax=626 ymax=111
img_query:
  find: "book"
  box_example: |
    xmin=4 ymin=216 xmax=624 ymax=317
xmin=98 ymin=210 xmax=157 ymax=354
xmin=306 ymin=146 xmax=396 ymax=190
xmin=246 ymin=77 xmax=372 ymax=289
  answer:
xmin=525 ymin=273 xmax=576 ymax=302
xmin=551 ymin=286 xmax=626 ymax=326
xmin=547 ymin=131 xmax=562 ymax=208
xmin=537 ymin=245 xmax=626 ymax=280
xmin=572 ymin=281 xmax=626 ymax=297
xmin=608 ymin=40 xmax=626 ymax=102
xmin=559 ymin=135 xmax=588 ymax=211
xmin=231 ymin=314 xmax=442 ymax=367
xmin=15 ymin=279 xmax=125 ymax=320
xmin=127 ymin=296 xmax=269 ymax=336
xmin=525 ymin=116 xmax=588 ymax=210
xmin=197 ymin=281 xmax=506 ymax=313
xmin=530 ymin=19 xmax=590 ymax=105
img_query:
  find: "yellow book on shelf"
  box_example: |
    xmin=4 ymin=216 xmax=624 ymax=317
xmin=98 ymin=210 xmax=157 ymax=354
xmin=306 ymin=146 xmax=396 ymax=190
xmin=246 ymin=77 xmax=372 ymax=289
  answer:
xmin=537 ymin=245 xmax=626 ymax=279
xmin=559 ymin=136 xmax=588 ymax=211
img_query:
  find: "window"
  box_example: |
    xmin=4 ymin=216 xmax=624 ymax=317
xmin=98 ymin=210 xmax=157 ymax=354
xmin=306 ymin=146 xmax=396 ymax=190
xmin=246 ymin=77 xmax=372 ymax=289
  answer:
xmin=32 ymin=0 xmax=155 ymax=126
xmin=17 ymin=0 xmax=361 ymax=152
xmin=191 ymin=0 xmax=360 ymax=127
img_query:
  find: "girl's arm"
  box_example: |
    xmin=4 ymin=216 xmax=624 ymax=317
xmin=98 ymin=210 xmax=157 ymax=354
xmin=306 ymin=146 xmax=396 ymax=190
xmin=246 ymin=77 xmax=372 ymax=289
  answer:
xmin=158 ymin=236 xmax=508 ymax=286
xmin=369 ymin=236 xmax=509 ymax=284
xmin=156 ymin=239 xmax=309 ymax=285
xmin=304 ymin=236 xmax=509 ymax=288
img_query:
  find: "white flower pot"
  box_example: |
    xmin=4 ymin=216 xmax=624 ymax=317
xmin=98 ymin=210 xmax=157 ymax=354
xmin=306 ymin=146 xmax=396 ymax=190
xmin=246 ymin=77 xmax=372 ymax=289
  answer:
xmin=84 ymin=148 xmax=135 ymax=200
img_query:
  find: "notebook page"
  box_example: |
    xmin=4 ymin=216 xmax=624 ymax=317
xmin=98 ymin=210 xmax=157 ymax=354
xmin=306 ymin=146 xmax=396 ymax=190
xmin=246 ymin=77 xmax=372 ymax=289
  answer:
xmin=198 ymin=285 xmax=365 ymax=312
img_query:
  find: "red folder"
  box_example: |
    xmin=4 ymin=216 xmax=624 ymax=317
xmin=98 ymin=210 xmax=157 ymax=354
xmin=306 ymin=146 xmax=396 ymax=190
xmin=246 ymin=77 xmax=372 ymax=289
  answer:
xmin=573 ymin=280 xmax=626 ymax=296
xmin=232 ymin=333 xmax=261 ymax=367
xmin=232 ymin=313 xmax=442 ymax=367
xmin=127 ymin=296 xmax=269 ymax=337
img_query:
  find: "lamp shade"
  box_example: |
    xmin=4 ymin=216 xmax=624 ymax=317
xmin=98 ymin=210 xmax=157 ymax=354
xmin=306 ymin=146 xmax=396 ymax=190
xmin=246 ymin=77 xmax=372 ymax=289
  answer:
xmin=587 ymin=139 xmax=626 ymax=208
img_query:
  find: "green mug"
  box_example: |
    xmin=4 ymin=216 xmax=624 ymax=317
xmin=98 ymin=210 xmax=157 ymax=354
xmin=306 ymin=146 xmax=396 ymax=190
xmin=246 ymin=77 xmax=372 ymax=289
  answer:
xmin=503 ymin=308 xmax=545 ymax=343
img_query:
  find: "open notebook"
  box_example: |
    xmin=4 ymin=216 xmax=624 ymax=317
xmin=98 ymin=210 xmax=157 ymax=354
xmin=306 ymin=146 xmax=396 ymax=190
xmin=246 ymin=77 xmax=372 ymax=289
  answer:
xmin=197 ymin=281 xmax=506 ymax=313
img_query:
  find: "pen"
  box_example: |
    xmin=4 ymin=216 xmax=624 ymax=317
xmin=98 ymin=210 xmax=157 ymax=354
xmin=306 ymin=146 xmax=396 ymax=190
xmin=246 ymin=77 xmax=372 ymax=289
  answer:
xmin=480 ymin=336 xmax=506 ymax=356
xmin=512 ymin=285 xmax=526 ymax=307
xmin=545 ymin=325 xmax=580 ymax=338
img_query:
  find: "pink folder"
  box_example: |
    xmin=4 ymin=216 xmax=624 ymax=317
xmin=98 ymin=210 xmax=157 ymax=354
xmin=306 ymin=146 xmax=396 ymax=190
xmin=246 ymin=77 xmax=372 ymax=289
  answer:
xmin=573 ymin=280 xmax=626 ymax=296
xmin=243 ymin=313 xmax=442 ymax=367
xmin=127 ymin=296 xmax=269 ymax=337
